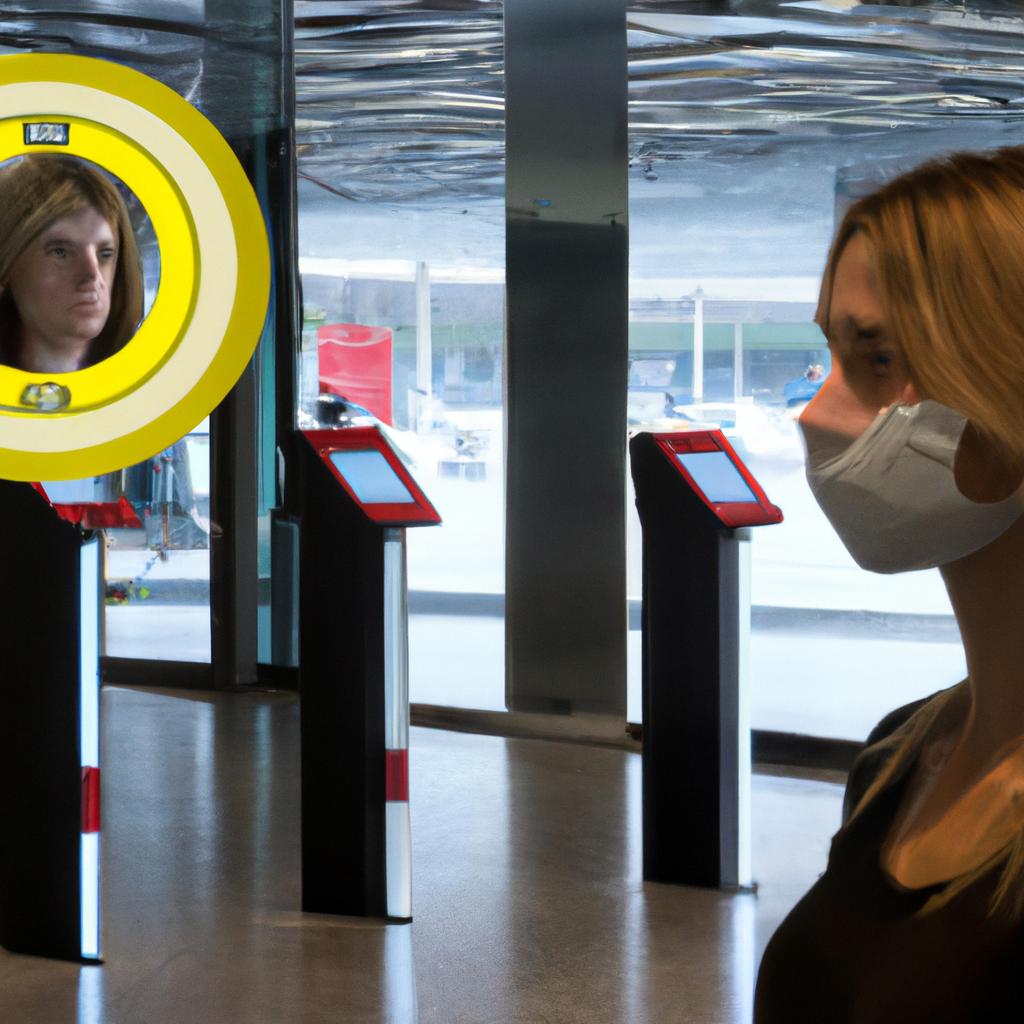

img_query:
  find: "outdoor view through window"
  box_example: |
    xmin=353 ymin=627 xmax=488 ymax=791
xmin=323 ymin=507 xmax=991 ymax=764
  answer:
xmin=625 ymin=1 xmax=1024 ymax=737
xmin=296 ymin=2 xmax=507 ymax=709
xmin=294 ymin=1 xmax=1024 ymax=737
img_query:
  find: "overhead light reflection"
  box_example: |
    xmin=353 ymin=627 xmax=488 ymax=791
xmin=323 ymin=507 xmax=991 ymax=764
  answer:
xmin=76 ymin=963 xmax=103 ymax=1024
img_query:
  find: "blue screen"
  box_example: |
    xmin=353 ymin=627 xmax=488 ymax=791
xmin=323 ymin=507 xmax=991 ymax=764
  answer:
xmin=676 ymin=451 xmax=757 ymax=503
xmin=329 ymin=450 xmax=415 ymax=504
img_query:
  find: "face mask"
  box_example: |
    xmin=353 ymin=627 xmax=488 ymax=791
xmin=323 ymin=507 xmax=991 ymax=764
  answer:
xmin=801 ymin=400 xmax=1024 ymax=574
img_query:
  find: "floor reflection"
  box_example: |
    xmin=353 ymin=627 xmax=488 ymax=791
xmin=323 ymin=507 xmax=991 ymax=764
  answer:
xmin=383 ymin=925 xmax=417 ymax=1023
xmin=77 ymin=965 xmax=103 ymax=1024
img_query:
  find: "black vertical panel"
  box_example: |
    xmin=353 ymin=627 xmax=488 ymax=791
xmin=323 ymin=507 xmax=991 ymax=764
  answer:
xmin=0 ymin=482 xmax=83 ymax=960
xmin=504 ymin=0 xmax=628 ymax=716
xmin=630 ymin=433 xmax=725 ymax=887
xmin=298 ymin=444 xmax=387 ymax=916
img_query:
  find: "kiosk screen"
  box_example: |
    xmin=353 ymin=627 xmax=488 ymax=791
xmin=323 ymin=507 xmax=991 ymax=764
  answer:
xmin=676 ymin=452 xmax=757 ymax=504
xmin=329 ymin=450 xmax=416 ymax=504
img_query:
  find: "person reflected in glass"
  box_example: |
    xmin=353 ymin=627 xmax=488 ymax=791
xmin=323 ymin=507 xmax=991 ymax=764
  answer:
xmin=755 ymin=147 xmax=1024 ymax=1022
xmin=0 ymin=154 xmax=143 ymax=373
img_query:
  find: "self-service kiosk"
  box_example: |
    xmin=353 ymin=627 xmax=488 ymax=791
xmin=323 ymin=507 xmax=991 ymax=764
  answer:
xmin=630 ymin=430 xmax=782 ymax=890
xmin=0 ymin=479 xmax=139 ymax=962
xmin=298 ymin=425 xmax=440 ymax=921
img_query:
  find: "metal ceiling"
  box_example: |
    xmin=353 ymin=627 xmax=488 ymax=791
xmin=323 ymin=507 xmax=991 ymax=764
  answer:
xmin=295 ymin=1 xmax=504 ymax=203
xmin=4 ymin=3 xmax=1023 ymax=219
xmin=627 ymin=2 xmax=1024 ymax=174
xmin=0 ymin=2 xmax=286 ymax=137
xmin=294 ymin=1 xmax=1024 ymax=207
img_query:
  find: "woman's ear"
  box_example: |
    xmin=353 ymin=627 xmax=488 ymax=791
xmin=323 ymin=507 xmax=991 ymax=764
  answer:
xmin=954 ymin=421 xmax=1024 ymax=504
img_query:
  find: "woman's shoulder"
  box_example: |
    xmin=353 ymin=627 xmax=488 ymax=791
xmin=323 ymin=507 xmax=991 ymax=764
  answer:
xmin=842 ymin=684 xmax=964 ymax=825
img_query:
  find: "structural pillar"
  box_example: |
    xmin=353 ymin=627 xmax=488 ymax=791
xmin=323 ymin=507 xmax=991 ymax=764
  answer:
xmin=504 ymin=0 xmax=628 ymax=716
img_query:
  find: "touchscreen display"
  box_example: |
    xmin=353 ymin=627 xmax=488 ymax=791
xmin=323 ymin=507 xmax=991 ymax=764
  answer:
xmin=39 ymin=479 xmax=98 ymax=504
xmin=676 ymin=451 xmax=757 ymax=503
xmin=329 ymin=450 xmax=415 ymax=504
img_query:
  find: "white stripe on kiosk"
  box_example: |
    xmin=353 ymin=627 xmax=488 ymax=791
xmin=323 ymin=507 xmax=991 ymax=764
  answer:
xmin=79 ymin=536 xmax=101 ymax=960
xmin=383 ymin=527 xmax=412 ymax=920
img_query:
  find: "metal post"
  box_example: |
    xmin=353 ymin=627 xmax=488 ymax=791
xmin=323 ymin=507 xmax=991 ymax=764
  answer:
xmin=415 ymin=261 xmax=432 ymax=432
xmin=693 ymin=286 xmax=705 ymax=403
xmin=733 ymin=322 xmax=744 ymax=401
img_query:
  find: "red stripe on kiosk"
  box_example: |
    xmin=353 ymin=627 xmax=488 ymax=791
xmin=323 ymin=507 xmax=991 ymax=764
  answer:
xmin=81 ymin=768 xmax=101 ymax=835
xmin=385 ymin=750 xmax=409 ymax=803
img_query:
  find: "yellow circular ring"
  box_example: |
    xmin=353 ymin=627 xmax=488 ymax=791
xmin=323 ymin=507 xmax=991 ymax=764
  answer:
xmin=0 ymin=54 xmax=269 ymax=480
xmin=0 ymin=115 xmax=198 ymax=412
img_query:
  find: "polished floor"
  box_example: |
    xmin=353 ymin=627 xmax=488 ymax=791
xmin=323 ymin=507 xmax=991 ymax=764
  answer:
xmin=0 ymin=687 xmax=845 ymax=1024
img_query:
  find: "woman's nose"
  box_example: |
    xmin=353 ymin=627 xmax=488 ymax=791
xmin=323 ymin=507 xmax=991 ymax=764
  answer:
xmin=77 ymin=249 xmax=102 ymax=284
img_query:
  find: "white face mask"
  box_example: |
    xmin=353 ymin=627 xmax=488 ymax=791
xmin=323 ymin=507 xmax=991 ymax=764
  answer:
xmin=801 ymin=400 xmax=1024 ymax=574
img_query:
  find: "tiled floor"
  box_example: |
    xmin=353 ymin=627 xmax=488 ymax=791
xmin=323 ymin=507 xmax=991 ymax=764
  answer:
xmin=0 ymin=686 xmax=845 ymax=1024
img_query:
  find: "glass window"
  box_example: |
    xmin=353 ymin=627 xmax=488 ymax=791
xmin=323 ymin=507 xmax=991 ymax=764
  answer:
xmin=103 ymin=423 xmax=211 ymax=662
xmin=295 ymin=1 xmax=506 ymax=710
xmin=626 ymin=1 xmax=1022 ymax=736
xmin=3 ymin=4 xmax=283 ymax=670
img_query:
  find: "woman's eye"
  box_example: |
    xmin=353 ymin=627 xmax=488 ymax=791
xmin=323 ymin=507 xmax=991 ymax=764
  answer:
xmin=870 ymin=350 xmax=894 ymax=373
xmin=48 ymin=247 xmax=66 ymax=258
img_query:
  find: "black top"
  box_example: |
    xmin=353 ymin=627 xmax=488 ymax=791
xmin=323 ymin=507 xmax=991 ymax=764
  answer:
xmin=754 ymin=695 xmax=1024 ymax=1023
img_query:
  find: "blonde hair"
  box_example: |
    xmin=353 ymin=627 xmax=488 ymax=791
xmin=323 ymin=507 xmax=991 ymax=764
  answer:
xmin=0 ymin=154 xmax=143 ymax=368
xmin=817 ymin=146 xmax=1024 ymax=461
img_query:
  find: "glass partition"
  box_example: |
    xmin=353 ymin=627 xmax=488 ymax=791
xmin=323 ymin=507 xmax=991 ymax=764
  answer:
xmin=626 ymin=1 xmax=1024 ymax=737
xmin=295 ymin=0 xmax=506 ymax=709
xmin=2 ymin=2 xmax=287 ymax=670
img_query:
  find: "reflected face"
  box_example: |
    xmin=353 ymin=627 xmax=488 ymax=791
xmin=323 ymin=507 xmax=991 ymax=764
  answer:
xmin=823 ymin=232 xmax=915 ymax=411
xmin=5 ymin=206 xmax=117 ymax=357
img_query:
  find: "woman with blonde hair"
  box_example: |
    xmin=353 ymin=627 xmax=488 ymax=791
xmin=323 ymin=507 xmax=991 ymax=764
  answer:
xmin=755 ymin=146 xmax=1024 ymax=1021
xmin=0 ymin=154 xmax=143 ymax=373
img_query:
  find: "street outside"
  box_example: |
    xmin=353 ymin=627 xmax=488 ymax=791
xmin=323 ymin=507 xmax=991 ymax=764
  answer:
xmin=104 ymin=406 xmax=966 ymax=741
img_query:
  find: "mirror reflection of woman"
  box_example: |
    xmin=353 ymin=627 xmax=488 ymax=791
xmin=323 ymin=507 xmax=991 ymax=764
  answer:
xmin=755 ymin=147 xmax=1024 ymax=1022
xmin=0 ymin=154 xmax=143 ymax=373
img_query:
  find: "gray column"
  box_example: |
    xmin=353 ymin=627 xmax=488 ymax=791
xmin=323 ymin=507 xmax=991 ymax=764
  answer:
xmin=504 ymin=0 xmax=628 ymax=716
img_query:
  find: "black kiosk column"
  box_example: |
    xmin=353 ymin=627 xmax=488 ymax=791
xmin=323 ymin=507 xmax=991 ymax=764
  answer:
xmin=298 ymin=426 xmax=440 ymax=920
xmin=630 ymin=430 xmax=782 ymax=890
xmin=0 ymin=480 xmax=118 ymax=961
